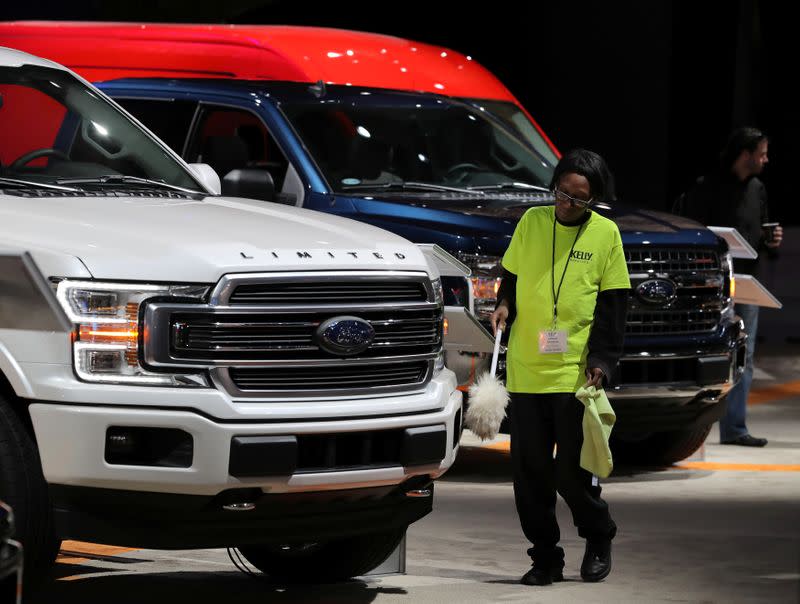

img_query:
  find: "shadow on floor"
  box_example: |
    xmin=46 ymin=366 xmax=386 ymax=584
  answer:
xmin=443 ymin=445 xmax=709 ymax=484
xmin=28 ymin=570 xmax=405 ymax=604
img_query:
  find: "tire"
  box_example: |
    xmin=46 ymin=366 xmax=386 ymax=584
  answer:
xmin=611 ymin=424 xmax=713 ymax=466
xmin=237 ymin=528 xmax=406 ymax=583
xmin=0 ymin=393 xmax=58 ymax=583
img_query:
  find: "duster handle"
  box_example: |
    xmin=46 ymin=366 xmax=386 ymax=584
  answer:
xmin=490 ymin=327 xmax=503 ymax=377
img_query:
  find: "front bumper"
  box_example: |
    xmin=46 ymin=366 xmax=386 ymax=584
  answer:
xmin=611 ymin=324 xmax=746 ymax=401
xmin=29 ymin=369 xmax=462 ymax=497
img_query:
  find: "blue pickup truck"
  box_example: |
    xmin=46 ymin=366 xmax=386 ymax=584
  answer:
xmin=0 ymin=23 xmax=745 ymax=464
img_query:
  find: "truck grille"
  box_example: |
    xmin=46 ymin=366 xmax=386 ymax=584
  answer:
xmin=625 ymin=247 xmax=725 ymax=336
xmin=171 ymin=308 xmax=441 ymax=360
xmin=143 ymin=271 xmax=442 ymax=398
xmin=229 ymin=281 xmax=428 ymax=305
xmin=230 ymin=362 xmax=429 ymax=392
xmin=625 ymin=309 xmax=721 ymax=335
xmin=625 ymin=248 xmax=720 ymax=273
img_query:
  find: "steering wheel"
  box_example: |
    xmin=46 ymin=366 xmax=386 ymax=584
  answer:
xmin=10 ymin=148 xmax=70 ymax=171
xmin=445 ymin=162 xmax=484 ymax=184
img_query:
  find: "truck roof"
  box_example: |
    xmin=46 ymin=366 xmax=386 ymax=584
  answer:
xmin=0 ymin=21 xmax=516 ymax=101
xmin=0 ymin=45 xmax=61 ymax=69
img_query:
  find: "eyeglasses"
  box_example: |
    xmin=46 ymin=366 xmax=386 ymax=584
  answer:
xmin=552 ymin=188 xmax=594 ymax=208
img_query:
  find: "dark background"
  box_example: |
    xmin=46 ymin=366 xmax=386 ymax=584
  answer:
xmin=1 ymin=0 xmax=796 ymax=224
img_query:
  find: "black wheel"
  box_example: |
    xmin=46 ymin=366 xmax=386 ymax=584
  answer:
xmin=237 ymin=528 xmax=405 ymax=583
xmin=0 ymin=393 xmax=58 ymax=583
xmin=611 ymin=424 xmax=713 ymax=466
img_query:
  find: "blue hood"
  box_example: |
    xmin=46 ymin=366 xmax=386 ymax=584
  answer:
xmin=347 ymin=193 xmax=719 ymax=256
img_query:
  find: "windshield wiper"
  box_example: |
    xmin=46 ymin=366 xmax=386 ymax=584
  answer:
xmin=468 ymin=182 xmax=551 ymax=192
xmin=0 ymin=177 xmax=80 ymax=192
xmin=342 ymin=181 xmax=484 ymax=195
xmin=56 ymin=174 xmax=203 ymax=195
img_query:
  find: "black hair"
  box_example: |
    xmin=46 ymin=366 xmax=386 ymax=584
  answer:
xmin=549 ymin=148 xmax=616 ymax=202
xmin=720 ymin=127 xmax=768 ymax=170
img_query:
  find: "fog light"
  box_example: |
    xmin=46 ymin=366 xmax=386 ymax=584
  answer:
xmin=106 ymin=430 xmax=136 ymax=456
xmin=87 ymin=349 xmax=124 ymax=373
xmin=105 ymin=427 xmax=193 ymax=468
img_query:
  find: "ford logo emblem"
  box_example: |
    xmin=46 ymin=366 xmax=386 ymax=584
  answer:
xmin=316 ymin=316 xmax=375 ymax=356
xmin=636 ymin=279 xmax=677 ymax=306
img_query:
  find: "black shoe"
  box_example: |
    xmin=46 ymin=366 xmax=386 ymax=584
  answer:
xmin=520 ymin=565 xmax=564 ymax=586
xmin=581 ymin=540 xmax=612 ymax=582
xmin=721 ymin=434 xmax=768 ymax=447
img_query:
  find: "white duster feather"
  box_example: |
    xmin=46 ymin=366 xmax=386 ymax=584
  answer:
xmin=465 ymin=327 xmax=509 ymax=441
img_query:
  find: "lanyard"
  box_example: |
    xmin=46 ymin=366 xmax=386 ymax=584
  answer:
xmin=551 ymin=214 xmax=585 ymax=326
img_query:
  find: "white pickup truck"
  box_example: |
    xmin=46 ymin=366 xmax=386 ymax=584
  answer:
xmin=0 ymin=48 xmax=461 ymax=583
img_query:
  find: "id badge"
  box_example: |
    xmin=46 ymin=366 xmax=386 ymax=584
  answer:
xmin=538 ymin=329 xmax=568 ymax=354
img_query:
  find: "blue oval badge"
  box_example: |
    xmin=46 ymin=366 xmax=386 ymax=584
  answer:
xmin=636 ymin=279 xmax=677 ymax=306
xmin=316 ymin=316 xmax=375 ymax=356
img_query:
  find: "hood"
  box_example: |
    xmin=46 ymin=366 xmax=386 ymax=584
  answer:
xmin=0 ymin=193 xmax=428 ymax=282
xmin=349 ymin=193 xmax=720 ymax=255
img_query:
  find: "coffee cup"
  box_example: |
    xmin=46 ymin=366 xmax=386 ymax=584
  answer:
xmin=762 ymin=222 xmax=779 ymax=243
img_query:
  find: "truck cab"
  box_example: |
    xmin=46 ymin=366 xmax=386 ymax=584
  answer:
xmin=0 ymin=22 xmax=746 ymax=465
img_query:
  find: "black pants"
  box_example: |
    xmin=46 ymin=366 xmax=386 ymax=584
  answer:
xmin=509 ymin=392 xmax=616 ymax=563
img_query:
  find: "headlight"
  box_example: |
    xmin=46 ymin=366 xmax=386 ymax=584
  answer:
xmin=457 ymin=253 xmax=503 ymax=319
xmin=433 ymin=350 xmax=446 ymax=375
xmin=431 ymin=277 xmax=444 ymax=306
xmin=56 ymin=280 xmax=209 ymax=386
xmin=721 ymin=251 xmax=735 ymax=315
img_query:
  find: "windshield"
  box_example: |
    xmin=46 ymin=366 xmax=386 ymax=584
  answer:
xmin=0 ymin=64 xmax=201 ymax=191
xmin=281 ymin=88 xmax=556 ymax=194
xmin=473 ymin=99 xmax=560 ymax=166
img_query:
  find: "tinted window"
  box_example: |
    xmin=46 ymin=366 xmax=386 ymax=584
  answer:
xmin=186 ymin=106 xmax=289 ymax=191
xmin=116 ymin=98 xmax=197 ymax=155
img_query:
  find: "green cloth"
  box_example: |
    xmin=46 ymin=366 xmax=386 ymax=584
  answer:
xmin=502 ymin=207 xmax=630 ymax=394
xmin=575 ymin=385 xmax=616 ymax=478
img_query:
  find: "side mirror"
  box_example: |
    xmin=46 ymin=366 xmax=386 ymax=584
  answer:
xmin=187 ymin=163 xmax=221 ymax=195
xmin=221 ymin=169 xmax=275 ymax=202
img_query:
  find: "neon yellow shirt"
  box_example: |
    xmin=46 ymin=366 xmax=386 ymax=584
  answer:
xmin=502 ymin=206 xmax=630 ymax=393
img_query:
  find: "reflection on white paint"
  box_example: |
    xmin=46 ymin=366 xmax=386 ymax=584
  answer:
xmin=91 ymin=121 xmax=109 ymax=136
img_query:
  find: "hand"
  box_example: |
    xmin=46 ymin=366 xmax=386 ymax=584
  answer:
xmin=584 ymin=367 xmax=605 ymax=388
xmin=765 ymin=225 xmax=783 ymax=248
xmin=490 ymin=302 xmax=509 ymax=335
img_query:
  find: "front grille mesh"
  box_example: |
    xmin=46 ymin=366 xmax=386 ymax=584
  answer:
xmin=625 ymin=310 xmax=721 ymax=335
xmin=229 ymin=281 xmax=428 ymax=305
xmin=625 ymin=248 xmax=720 ymax=273
xmin=230 ymin=362 xmax=429 ymax=392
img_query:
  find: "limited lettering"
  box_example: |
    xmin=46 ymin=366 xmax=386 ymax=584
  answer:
xmin=373 ymin=252 xmax=384 ymax=259
xmin=297 ymin=251 xmax=312 ymax=258
xmin=328 ymin=252 xmax=335 ymax=258
xmin=395 ymin=253 xmax=406 ymax=260
xmin=347 ymin=252 xmax=358 ymax=258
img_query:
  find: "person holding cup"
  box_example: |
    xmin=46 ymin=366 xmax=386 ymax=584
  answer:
xmin=679 ymin=127 xmax=782 ymax=447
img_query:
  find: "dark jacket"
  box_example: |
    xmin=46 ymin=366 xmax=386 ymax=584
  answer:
xmin=679 ymin=170 xmax=771 ymax=275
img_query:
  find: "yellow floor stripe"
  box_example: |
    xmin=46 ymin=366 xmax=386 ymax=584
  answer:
xmin=674 ymin=461 xmax=800 ymax=472
xmin=748 ymin=380 xmax=800 ymax=405
xmin=59 ymin=540 xmax=139 ymax=557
